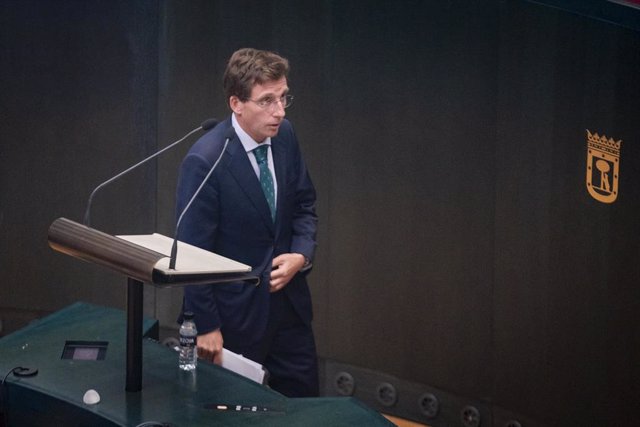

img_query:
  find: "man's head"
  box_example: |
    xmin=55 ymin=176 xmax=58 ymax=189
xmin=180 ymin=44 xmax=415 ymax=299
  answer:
xmin=223 ymin=48 xmax=289 ymax=103
xmin=224 ymin=48 xmax=292 ymax=143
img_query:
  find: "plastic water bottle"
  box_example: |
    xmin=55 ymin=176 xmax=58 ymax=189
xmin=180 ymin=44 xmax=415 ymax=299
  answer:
xmin=178 ymin=311 xmax=197 ymax=371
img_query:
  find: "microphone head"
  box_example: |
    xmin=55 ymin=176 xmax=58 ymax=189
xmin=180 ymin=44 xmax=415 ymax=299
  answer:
xmin=224 ymin=127 xmax=237 ymax=140
xmin=201 ymin=118 xmax=219 ymax=130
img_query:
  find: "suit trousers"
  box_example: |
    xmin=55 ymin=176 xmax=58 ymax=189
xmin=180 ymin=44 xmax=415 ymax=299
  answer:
xmin=228 ymin=290 xmax=319 ymax=398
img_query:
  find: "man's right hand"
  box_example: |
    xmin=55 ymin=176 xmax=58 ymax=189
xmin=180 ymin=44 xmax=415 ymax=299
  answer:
xmin=197 ymin=329 xmax=224 ymax=365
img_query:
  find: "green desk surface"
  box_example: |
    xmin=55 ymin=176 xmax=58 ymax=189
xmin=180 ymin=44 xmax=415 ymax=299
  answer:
xmin=0 ymin=302 xmax=393 ymax=426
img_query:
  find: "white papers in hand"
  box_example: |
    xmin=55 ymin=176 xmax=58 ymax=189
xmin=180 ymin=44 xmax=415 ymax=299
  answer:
xmin=221 ymin=348 xmax=266 ymax=384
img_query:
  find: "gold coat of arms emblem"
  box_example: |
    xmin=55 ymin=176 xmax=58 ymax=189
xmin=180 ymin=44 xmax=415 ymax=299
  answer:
xmin=586 ymin=130 xmax=622 ymax=204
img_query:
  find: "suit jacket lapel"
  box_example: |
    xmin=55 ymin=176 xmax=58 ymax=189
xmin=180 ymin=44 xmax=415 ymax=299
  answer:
xmin=226 ymin=132 xmax=275 ymax=233
xmin=272 ymin=137 xmax=287 ymax=229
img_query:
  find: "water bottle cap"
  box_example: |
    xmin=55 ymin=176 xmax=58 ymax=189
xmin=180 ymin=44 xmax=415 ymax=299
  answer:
xmin=183 ymin=311 xmax=194 ymax=320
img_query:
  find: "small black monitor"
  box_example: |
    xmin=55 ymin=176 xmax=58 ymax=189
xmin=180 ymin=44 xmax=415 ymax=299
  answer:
xmin=61 ymin=340 xmax=108 ymax=361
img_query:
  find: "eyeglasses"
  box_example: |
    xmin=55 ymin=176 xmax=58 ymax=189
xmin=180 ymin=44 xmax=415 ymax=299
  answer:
xmin=248 ymin=94 xmax=294 ymax=110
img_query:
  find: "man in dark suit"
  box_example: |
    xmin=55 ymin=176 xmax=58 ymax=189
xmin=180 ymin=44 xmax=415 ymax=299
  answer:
xmin=175 ymin=48 xmax=319 ymax=397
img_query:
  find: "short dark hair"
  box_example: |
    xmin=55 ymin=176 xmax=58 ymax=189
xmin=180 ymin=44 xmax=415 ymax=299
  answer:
xmin=223 ymin=48 xmax=289 ymax=102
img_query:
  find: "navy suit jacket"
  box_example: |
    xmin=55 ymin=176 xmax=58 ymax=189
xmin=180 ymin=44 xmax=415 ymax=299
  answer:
xmin=176 ymin=117 xmax=317 ymax=348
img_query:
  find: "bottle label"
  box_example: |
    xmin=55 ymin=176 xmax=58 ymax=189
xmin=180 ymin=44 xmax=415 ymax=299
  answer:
xmin=180 ymin=335 xmax=196 ymax=347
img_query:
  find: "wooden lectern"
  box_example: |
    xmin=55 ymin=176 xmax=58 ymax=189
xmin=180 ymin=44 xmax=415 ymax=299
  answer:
xmin=47 ymin=217 xmax=257 ymax=392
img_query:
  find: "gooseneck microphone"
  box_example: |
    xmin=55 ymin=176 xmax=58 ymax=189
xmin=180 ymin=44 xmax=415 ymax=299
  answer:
xmin=83 ymin=118 xmax=219 ymax=227
xmin=169 ymin=126 xmax=236 ymax=270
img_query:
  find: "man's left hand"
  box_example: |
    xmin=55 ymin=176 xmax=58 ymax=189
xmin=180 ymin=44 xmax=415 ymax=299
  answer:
xmin=270 ymin=253 xmax=306 ymax=292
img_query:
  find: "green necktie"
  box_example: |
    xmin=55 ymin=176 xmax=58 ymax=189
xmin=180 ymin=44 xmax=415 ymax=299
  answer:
xmin=253 ymin=145 xmax=276 ymax=222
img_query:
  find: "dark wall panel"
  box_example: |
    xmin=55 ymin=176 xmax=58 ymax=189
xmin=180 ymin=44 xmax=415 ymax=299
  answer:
xmin=324 ymin=1 xmax=499 ymax=398
xmin=495 ymin=2 xmax=640 ymax=425
xmin=0 ymin=1 xmax=158 ymax=318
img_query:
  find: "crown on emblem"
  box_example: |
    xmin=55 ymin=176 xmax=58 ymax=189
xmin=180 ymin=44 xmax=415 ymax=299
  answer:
xmin=587 ymin=130 xmax=622 ymax=153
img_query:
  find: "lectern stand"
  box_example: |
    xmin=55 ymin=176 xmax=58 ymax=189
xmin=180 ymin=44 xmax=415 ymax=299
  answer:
xmin=47 ymin=217 xmax=256 ymax=392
